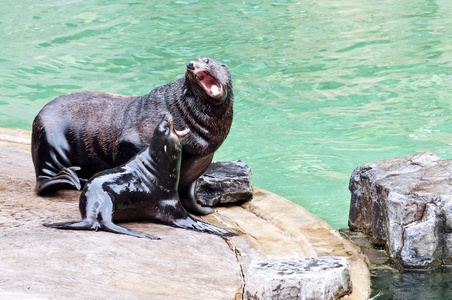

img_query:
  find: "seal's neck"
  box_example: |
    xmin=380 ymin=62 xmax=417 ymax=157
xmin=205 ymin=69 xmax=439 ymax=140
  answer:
xmin=132 ymin=146 xmax=180 ymax=192
xmin=164 ymin=78 xmax=233 ymax=155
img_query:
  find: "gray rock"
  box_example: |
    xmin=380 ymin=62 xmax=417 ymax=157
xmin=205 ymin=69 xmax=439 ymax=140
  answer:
xmin=195 ymin=160 xmax=253 ymax=206
xmin=245 ymin=257 xmax=352 ymax=300
xmin=349 ymin=152 xmax=452 ymax=269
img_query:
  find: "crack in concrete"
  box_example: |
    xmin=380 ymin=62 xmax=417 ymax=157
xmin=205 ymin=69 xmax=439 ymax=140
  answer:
xmin=224 ymin=237 xmax=246 ymax=300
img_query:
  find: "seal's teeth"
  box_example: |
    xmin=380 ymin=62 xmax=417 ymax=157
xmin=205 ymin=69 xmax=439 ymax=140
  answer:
xmin=211 ymin=85 xmax=220 ymax=96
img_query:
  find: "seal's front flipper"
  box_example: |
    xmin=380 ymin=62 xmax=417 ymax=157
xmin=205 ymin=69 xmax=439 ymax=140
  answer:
xmin=172 ymin=217 xmax=236 ymax=237
xmin=36 ymin=166 xmax=82 ymax=195
xmin=116 ymin=131 xmax=142 ymax=165
xmin=179 ymin=182 xmax=214 ymax=215
xmin=101 ymin=221 xmax=160 ymax=240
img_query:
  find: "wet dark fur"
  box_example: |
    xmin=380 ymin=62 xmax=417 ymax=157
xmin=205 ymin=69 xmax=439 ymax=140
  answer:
xmin=44 ymin=117 xmax=234 ymax=239
xmin=32 ymin=57 xmax=233 ymax=215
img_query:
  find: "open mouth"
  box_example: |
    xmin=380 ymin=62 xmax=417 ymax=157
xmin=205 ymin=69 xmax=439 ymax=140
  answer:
xmin=169 ymin=118 xmax=190 ymax=141
xmin=195 ymin=71 xmax=223 ymax=99
xmin=168 ymin=118 xmax=190 ymax=138
xmin=174 ymin=127 xmax=190 ymax=137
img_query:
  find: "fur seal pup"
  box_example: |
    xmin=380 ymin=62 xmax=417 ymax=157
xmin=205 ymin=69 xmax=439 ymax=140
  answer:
xmin=44 ymin=116 xmax=234 ymax=239
xmin=32 ymin=57 xmax=233 ymax=215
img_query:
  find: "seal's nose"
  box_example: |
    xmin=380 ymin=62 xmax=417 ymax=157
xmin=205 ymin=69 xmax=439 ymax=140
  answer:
xmin=186 ymin=61 xmax=195 ymax=70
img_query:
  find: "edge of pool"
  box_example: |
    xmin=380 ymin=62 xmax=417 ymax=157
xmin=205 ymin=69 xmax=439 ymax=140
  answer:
xmin=0 ymin=126 xmax=370 ymax=299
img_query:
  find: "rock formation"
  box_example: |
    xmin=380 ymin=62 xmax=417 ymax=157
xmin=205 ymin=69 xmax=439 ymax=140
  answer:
xmin=195 ymin=160 xmax=253 ymax=206
xmin=0 ymin=127 xmax=370 ymax=299
xmin=349 ymin=152 xmax=452 ymax=269
xmin=245 ymin=257 xmax=352 ymax=299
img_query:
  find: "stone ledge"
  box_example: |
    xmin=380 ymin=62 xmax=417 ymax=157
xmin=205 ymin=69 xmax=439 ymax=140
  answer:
xmin=0 ymin=127 xmax=370 ymax=299
xmin=349 ymin=152 xmax=452 ymax=269
xmin=246 ymin=257 xmax=352 ymax=300
xmin=196 ymin=160 xmax=253 ymax=206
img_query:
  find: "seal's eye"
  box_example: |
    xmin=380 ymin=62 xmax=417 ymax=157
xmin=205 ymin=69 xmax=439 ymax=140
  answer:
xmin=203 ymin=58 xmax=209 ymax=64
xmin=157 ymin=121 xmax=171 ymax=136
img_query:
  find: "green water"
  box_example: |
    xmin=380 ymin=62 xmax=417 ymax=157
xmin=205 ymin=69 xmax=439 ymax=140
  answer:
xmin=2 ymin=0 xmax=452 ymax=231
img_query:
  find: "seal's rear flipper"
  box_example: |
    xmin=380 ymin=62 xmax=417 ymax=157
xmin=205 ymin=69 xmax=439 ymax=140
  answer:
xmin=172 ymin=218 xmax=236 ymax=237
xmin=101 ymin=221 xmax=160 ymax=240
xmin=44 ymin=220 xmax=160 ymax=240
xmin=44 ymin=220 xmax=92 ymax=230
xmin=36 ymin=166 xmax=82 ymax=195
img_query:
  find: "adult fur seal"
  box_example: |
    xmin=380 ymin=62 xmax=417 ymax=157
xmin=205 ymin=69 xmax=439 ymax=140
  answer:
xmin=44 ymin=116 xmax=234 ymax=239
xmin=32 ymin=57 xmax=233 ymax=215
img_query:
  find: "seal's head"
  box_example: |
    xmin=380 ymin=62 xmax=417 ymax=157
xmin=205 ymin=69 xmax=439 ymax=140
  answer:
xmin=185 ymin=57 xmax=231 ymax=104
xmin=153 ymin=115 xmax=190 ymax=160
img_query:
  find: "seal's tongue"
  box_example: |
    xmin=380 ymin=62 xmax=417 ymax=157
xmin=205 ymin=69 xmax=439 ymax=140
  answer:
xmin=196 ymin=71 xmax=222 ymax=97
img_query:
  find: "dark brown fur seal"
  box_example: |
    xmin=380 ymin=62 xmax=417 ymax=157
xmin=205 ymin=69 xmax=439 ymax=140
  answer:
xmin=44 ymin=116 xmax=234 ymax=239
xmin=32 ymin=57 xmax=233 ymax=215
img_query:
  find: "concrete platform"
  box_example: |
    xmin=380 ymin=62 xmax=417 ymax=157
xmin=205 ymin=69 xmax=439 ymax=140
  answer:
xmin=0 ymin=127 xmax=370 ymax=299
